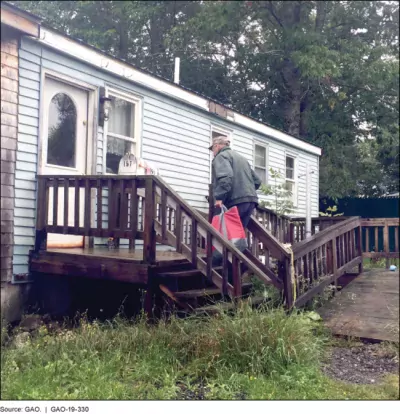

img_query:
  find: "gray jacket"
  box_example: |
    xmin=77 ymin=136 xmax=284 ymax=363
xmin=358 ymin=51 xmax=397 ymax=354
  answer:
xmin=211 ymin=147 xmax=261 ymax=209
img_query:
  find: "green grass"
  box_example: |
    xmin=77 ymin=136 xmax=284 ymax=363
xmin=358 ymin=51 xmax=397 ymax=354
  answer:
xmin=1 ymin=306 xmax=399 ymax=400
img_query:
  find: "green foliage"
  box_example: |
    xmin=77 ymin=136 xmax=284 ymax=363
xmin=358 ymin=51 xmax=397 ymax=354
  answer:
xmin=363 ymin=257 xmax=399 ymax=270
xmin=250 ymin=276 xmax=282 ymax=307
xmin=319 ymin=205 xmax=344 ymax=217
xmin=259 ymin=168 xmax=295 ymax=215
xmin=1 ymin=309 xmax=398 ymax=400
xmin=11 ymin=1 xmax=400 ymax=199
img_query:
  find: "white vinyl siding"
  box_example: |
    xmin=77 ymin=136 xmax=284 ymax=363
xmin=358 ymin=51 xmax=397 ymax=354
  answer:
xmin=11 ymin=35 xmax=320 ymax=276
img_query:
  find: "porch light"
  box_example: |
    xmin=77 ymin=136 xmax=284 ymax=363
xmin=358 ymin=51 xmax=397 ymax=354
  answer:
xmin=99 ymin=88 xmax=112 ymax=126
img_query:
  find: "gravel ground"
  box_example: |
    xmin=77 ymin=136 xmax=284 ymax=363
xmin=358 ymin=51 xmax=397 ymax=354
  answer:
xmin=176 ymin=383 xmax=211 ymax=400
xmin=322 ymin=342 xmax=399 ymax=384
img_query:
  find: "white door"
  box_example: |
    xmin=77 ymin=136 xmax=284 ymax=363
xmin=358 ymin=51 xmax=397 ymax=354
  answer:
xmin=41 ymin=77 xmax=89 ymax=248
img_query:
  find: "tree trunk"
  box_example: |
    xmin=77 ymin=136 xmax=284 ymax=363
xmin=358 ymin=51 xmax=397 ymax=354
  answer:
xmin=299 ymin=90 xmax=310 ymax=139
xmin=280 ymin=2 xmax=303 ymax=137
xmin=118 ymin=27 xmax=129 ymax=60
xmin=281 ymin=59 xmax=301 ymax=137
xmin=298 ymin=1 xmax=326 ymax=139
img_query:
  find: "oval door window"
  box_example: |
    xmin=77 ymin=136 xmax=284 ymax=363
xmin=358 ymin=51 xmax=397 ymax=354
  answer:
xmin=47 ymin=93 xmax=77 ymax=168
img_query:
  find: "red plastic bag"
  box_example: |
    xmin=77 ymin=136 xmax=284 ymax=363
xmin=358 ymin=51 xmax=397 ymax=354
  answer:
xmin=210 ymin=206 xmax=247 ymax=251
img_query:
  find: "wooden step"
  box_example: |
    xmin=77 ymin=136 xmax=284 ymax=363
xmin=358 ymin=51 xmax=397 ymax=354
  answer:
xmin=159 ymin=284 xmax=190 ymax=310
xmin=193 ymin=296 xmax=269 ymax=315
xmin=158 ymin=266 xmax=223 ymax=278
xmin=158 ymin=269 xmax=202 ymax=278
xmin=174 ymin=287 xmax=221 ymax=299
xmin=154 ymin=262 xmax=193 ymax=275
xmin=174 ymin=283 xmax=252 ymax=299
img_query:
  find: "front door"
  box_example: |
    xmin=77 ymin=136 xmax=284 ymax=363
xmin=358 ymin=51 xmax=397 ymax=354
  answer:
xmin=41 ymin=76 xmax=89 ymax=248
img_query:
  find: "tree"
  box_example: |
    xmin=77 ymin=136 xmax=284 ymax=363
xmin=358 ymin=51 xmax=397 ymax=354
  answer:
xmin=13 ymin=1 xmax=399 ymax=199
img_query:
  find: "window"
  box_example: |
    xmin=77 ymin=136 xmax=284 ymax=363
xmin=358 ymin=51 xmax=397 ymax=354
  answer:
xmin=254 ymin=143 xmax=268 ymax=185
xmin=285 ymin=155 xmax=296 ymax=205
xmin=105 ymin=90 xmax=141 ymax=174
xmin=47 ymin=93 xmax=77 ymax=168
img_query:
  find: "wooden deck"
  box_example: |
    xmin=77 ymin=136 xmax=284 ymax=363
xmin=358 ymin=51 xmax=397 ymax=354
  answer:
xmin=318 ymin=269 xmax=399 ymax=342
xmin=47 ymin=248 xmax=187 ymax=263
xmin=30 ymin=175 xmax=399 ymax=316
xmin=29 ymin=247 xmax=188 ymax=285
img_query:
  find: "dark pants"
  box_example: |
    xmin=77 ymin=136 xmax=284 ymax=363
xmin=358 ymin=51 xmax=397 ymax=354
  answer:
xmin=235 ymin=202 xmax=257 ymax=228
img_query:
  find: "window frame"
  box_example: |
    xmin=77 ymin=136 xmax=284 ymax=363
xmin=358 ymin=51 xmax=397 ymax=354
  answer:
xmin=253 ymin=141 xmax=268 ymax=187
xmin=103 ymin=87 xmax=143 ymax=175
xmin=285 ymin=153 xmax=297 ymax=207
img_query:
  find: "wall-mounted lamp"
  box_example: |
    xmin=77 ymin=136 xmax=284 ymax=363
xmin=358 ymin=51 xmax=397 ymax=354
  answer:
xmin=99 ymin=87 xmax=112 ymax=127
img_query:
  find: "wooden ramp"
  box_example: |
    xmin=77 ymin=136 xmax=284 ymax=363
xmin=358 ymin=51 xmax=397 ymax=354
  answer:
xmin=317 ymin=269 xmax=399 ymax=342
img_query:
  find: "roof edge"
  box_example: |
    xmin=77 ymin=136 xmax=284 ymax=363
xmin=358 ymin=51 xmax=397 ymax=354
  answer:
xmin=1 ymin=1 xmax=41 ymax=37
xmin=1 ymin=2 xmax=42 ymax=24
xmin=3 ymin=2 xmax=322 ymax=156
xmin=37 ymin=26 xmax=322 ymax=156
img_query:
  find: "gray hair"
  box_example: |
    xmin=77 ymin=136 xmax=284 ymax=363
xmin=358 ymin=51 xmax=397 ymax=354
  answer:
xmin=209 ymin=135 xmax=230 ymax=150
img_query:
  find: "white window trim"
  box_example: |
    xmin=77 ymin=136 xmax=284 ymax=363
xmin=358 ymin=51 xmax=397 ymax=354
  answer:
xmin=254 ymin=141 xmax=268 ymax=188
xmin=103 ymin=86 xmax=143 ymax=175
xmin=285 ymin=153 xmax=297 ymax=207
xmin=39 ymin=70 xmax=97 ymax=175
xmin=107 ymin=132 xmax=138 ymax=142
xmin=209 ymin=124 xmax=233 ymax=182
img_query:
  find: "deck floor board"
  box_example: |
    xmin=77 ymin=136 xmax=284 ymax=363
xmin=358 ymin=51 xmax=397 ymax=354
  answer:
xmin=47 ymin=247 xmax=187 ymax=263
xmin=318 ymin=269 xmax=399 ymax=342
xmin=30 ymin=247 xmax=189 ymax=284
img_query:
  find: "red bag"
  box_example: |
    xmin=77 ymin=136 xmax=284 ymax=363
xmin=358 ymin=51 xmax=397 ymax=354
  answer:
xmin=210 ymin=206 xmax=247 ymax=251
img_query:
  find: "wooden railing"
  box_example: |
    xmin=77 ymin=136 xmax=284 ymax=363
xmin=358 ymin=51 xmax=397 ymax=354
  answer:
xmin=287 ymin=217 xmax=363 ymax=307
xmin=253 ymin=207 xmax=348 ymax=245
xmin=360 ymin=218 xmax=399 ymax=267
xmin=289 ymin=216 xmax=349 ymax=243
xmin=36 ymin=175 xmax=397 ymax=308
xmin=35 ymin=175 xmax=154 ymax=259
xmin=152 ymin=176 xmax=287 ymax=297
xmin=254 ymin=205 xmax=292 ymax=244
xmin=35 ymin=175 xmax=287 ymax=299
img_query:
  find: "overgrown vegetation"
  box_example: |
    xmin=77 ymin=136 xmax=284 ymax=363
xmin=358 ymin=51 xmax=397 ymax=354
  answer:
xmin=1 ymin=306 xmax=398 ymax=400
xmin=363 ymin=257 xmax=399 ymax=270
xmin=319 ymin=205 xmax=344 ymax=217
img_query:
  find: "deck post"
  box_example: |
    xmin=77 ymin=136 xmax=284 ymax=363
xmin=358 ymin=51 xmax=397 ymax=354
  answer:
xmin=279 ymin=257 xmax=293 ymax=309
xmin=143 ymin=177 xmax=156 ymax=264
xmin=208 ymin=184 xmax=213 ymax=223
xmin=332 ymin=237 xmax=338 ymax=286
xmin=34 ymin=177 xmax=48 ymax=252
xmin=289 ymin=222 xmax=295 ymax=244
xmin=357 ymin=225 xmax=364 ymax=274
xmin=383 ymin=219 xmax=390 ymax=269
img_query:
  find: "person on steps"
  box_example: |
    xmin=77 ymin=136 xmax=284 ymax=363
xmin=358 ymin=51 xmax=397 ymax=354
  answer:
xmin=210 ymin=135 xmax=261 ymax=228
xmin=209 ymin=135 xmax=261 ymax=281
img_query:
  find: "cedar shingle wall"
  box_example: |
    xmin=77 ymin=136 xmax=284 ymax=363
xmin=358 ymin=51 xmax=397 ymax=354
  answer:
xmin=1 ymin=27 xmax=19 ymax=284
